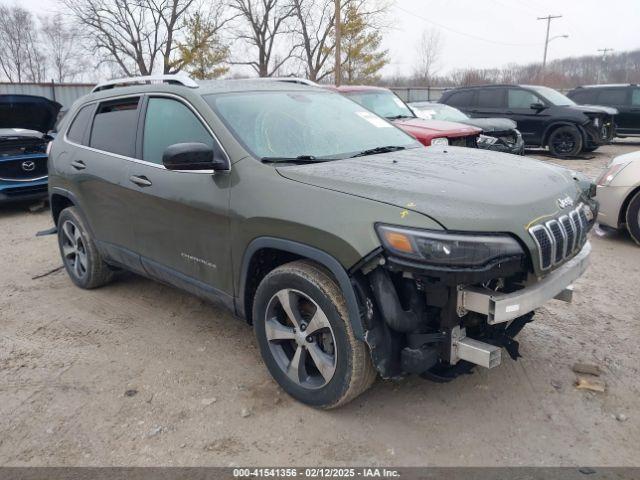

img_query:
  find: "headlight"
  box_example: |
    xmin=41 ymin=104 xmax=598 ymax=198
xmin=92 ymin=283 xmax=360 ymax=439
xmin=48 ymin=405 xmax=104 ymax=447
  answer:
xmin=596 ymin=161 xmax=630 ymax=186
xmin=376 ymin=225 xmax=524 ymax=267
xmin=431 ymin=137 xmax=449 ymax=146
xmin=477 ymin=134 xmax=498 ymax=146
xmin=592 ymin=117 xmax=601 ymax=128
xmin=582 ymin=203 xmax=595 ymax=223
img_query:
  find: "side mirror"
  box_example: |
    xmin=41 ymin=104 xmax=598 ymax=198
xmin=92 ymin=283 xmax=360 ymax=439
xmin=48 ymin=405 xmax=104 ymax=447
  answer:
xmin=530 ymin=102 xmax=546 ymax=111
xmin=162 ymin=142 xmax=227 ymax=171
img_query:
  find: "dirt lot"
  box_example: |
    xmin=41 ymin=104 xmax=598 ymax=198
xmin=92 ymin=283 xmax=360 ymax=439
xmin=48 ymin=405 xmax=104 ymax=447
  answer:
xmin=1 ymin=141 xmax=639 ymax=467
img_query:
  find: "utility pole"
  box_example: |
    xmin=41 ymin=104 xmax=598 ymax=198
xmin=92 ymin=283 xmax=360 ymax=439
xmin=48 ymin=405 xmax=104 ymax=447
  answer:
xmin=537 ymin=14 xmax=562 ymax=77
xmin=335 ymin=0 xmax=341 ymax=86
xmin=596 ymin=48 xmax=613 ymax=83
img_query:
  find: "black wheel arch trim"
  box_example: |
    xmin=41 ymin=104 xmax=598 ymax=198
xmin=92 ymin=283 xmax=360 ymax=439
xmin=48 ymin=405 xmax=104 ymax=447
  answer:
xmin=237 ymin=237 xmax=366 ymax=340
xmin=49 ymin=187 xmax=95 ymax=237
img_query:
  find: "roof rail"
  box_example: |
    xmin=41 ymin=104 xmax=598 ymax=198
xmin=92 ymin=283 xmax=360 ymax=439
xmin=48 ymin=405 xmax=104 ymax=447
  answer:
xmin=579 ymin=83 xmax=635 ymax=88
xmin=258 ymin=77 xmax=320 ymax=87
xmin=92 ymin=74 xmax=199 ymax=93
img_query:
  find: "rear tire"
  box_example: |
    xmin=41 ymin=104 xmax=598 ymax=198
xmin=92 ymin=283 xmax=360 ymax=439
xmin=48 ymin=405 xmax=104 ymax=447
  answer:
xmin=253 ymin=260 xmax=376 ymax=408
xmin=625 ymin=191 xmax=640 ymax=246
xmin=548 ymin=125 xmax=583 ymax=158
xmin=57 ymin=207 xmax=114 ymax=289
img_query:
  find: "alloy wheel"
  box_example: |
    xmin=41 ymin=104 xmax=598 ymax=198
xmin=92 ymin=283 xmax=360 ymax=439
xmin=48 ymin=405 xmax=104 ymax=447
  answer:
xmin=264 ymin=288 xmax=337 ymax=389
xmin=61 ymin=220 xmax=88 ymax=279
xmin=552 ymin=132 xmax=577 ymax=155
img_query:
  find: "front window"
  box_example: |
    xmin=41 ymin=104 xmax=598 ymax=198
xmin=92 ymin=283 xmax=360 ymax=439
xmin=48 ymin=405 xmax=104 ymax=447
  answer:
xmin=206 ymin=91 xmax=419 ymax=161
xmin=527 ymin=86 xmax=576 ymax=106
xmin=413 ymin=103 xmax=470 ymax=122
xmin=343 ymin=90 xmax=415 ymax=120
xmin=142 ymin=97 xmax=215 ymax=165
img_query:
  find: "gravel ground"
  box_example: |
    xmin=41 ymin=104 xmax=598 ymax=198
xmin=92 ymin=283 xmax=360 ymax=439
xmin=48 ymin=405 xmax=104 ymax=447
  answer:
xmin=1 ymin=141 xmax=639 ymax=467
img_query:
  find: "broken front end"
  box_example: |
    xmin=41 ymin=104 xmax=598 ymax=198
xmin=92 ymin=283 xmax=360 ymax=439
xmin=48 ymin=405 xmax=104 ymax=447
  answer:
xmin=353 ymin=218 xmax=593 ymax=382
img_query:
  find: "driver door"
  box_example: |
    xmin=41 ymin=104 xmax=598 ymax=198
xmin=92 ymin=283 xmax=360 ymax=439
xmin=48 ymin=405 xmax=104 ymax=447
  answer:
xmin=507 ymin=88 xmax=549 ymax=145
xmin=122 ymin=95 xmax=233 ymax=300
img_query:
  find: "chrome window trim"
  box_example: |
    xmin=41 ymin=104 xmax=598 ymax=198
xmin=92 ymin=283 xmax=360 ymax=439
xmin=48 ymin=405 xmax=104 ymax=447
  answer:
xmin=62 ymin=92 xmax=230 ymax=174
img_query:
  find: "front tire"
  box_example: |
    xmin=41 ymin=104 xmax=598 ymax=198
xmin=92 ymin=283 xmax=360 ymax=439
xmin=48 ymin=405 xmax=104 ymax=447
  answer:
xmin=253 ymin=260 xmax=376 ymax=408
xmin=548 ymin=125 xmax=583 ymax=158
xmin=625 ymin=191 xmax=640 ymax=246
xmin=57 ymin=207 xmax=114 ymax=289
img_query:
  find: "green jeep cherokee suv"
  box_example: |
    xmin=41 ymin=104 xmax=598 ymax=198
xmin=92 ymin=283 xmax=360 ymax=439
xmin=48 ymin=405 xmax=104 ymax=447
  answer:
xmin=48 ymin=75 xmax=597 ymax=408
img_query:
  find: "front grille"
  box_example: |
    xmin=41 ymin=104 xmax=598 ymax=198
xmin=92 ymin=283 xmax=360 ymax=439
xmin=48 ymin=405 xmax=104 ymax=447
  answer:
xmin=449 ymin=135 xmax=478 ymax=148
xmin=529 ymin=204 xmax=591 ymax=270
xmin=3 ymin=184 xmax=48 ymax=197
xmin=0 ymin=156 xmax=48 ymax=180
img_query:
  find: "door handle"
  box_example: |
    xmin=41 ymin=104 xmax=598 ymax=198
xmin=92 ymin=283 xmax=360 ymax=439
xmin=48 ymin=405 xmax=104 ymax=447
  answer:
xmin=129 ymin=175 xmax=152 ymax=187
xmin=506 ymin=111 xmax=514 ymax=114
xmin=70 ymin=160 xmax=86 ymax=170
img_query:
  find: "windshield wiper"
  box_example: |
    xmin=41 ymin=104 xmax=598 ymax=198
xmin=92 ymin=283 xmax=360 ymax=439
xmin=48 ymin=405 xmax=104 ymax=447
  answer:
xmin=387 ymin=115 xmax=414 ymax=120
xmin=261 ymin=155 xmax=321 ymax=164
xmin=350 ymin=146 xmax=407 ymax=158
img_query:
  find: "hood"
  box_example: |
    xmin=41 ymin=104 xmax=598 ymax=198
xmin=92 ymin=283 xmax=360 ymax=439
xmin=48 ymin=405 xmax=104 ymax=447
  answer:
xmin=0 ymin=95 xmax=62 ymax=133
xmin=460 ymin=117 xmax=517 ymax=133
xmin=565 ymin=104 xmax=618 ymax=116
xmin=277 ymin=147 xmax=585 ymax=237
xmin=0 ymin=128 xmax=45 ymax=140
xmin=392 ymin=117 xmax=481 ymax=140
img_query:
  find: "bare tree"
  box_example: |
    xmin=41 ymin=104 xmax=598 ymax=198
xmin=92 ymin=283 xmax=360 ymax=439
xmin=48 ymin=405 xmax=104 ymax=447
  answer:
xmin=0 ymin=6 xmax=45 ymax=82
xmin=40 ymin=14 xmax=88 ymax=82
xmin=63 ymin=0 xmax=201 ymax=76
xmin=290 ymin=0 xmax=335 ymax=81
xmin=229 ymin=0 xmax=298 ymax=77
xmin=415 ymin=27 xmax=442 ymax=84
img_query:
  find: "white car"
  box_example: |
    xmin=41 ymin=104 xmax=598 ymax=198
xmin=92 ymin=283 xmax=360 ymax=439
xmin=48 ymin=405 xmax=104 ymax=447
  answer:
xmin=596 ymin=150 xmax=640 ymax=244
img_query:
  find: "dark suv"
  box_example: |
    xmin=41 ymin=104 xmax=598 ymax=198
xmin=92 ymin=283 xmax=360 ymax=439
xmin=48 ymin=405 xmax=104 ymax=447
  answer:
xmin=567 ymin=84 xmax=640 ymax=137
xmin=440 ymin=84 xmax=617 ymax=157
xmin=47 ymin=75 xmax=596 ymax=408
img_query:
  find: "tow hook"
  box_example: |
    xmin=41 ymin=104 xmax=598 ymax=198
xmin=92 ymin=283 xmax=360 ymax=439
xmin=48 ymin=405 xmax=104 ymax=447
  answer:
xmin=450 ymin=326 xmax=502 ymax=369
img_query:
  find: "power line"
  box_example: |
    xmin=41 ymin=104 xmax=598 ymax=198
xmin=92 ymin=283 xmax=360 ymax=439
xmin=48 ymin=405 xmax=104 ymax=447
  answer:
xmin=393 ymin=5 xmax=543 ymax=47
xmin=537 ymin=14 xmax=563 ymax=74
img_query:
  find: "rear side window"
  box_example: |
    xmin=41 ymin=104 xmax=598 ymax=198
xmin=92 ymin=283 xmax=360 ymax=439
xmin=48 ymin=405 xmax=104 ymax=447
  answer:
xmin=597 ymin=88 xmax=628 ymax=105
xmin=89 ymin=97 xmax=140 ymax=157
xmin=66 ymin=105 xmax=94 ymax=144
xmin=508 ymin=89 xmax=540 ymax=108
xmin=569 ymin=90 xmax=597 ymax=104
xmin=632 ymin=89 xmax=640 ymax=106
xmin=477 ymin=89 xmax=504 ymax=108
xmin=446 ymin=90 xmax=474 ymax=107
xmin=142 ymin=97 xmax=215 ymax=165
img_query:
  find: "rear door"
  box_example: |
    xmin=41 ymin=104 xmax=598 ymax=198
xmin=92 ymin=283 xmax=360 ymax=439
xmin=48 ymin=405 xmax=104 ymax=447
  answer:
xmin=443 ymin=90 xmax=476 ymax=116
xmin=63 ymin=96 xmax=141 ymax=270
xmin=471 ymin=88 xmax=506 ymax=119
xmin=122 ymin=95 xmax=234 ymax=299
xmin=506 ymin=88 xmax=549 ymax=145
xmin=596 ymin=87 xmax=633 ymax=134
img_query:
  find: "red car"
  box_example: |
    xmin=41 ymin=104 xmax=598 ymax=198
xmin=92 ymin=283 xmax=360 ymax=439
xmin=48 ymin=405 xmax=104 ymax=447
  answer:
xmin=330 ymin=85 xmax=481 ymax=148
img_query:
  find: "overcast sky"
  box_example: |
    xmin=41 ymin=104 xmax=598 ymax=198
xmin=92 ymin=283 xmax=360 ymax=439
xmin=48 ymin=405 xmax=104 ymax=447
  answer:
xmin=13 ymin=0 xmax=640 ymax=77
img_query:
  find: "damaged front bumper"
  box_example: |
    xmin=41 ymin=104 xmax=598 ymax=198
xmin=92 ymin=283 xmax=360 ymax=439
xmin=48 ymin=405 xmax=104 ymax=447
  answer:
xmin=356 ymin=239 xmax=591 ymax=382
xmin=477 ymin=130 xmax=525 ymax=155
xmin=457 ymin=242 xmax=591 ymax=324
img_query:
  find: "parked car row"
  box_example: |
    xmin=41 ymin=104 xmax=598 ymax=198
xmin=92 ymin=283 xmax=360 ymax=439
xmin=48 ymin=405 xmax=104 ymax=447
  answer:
xmin=439 ymin=84 xmax=617 ymax=158
xmin=2 ymin=76 xmax=639 ymax=409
